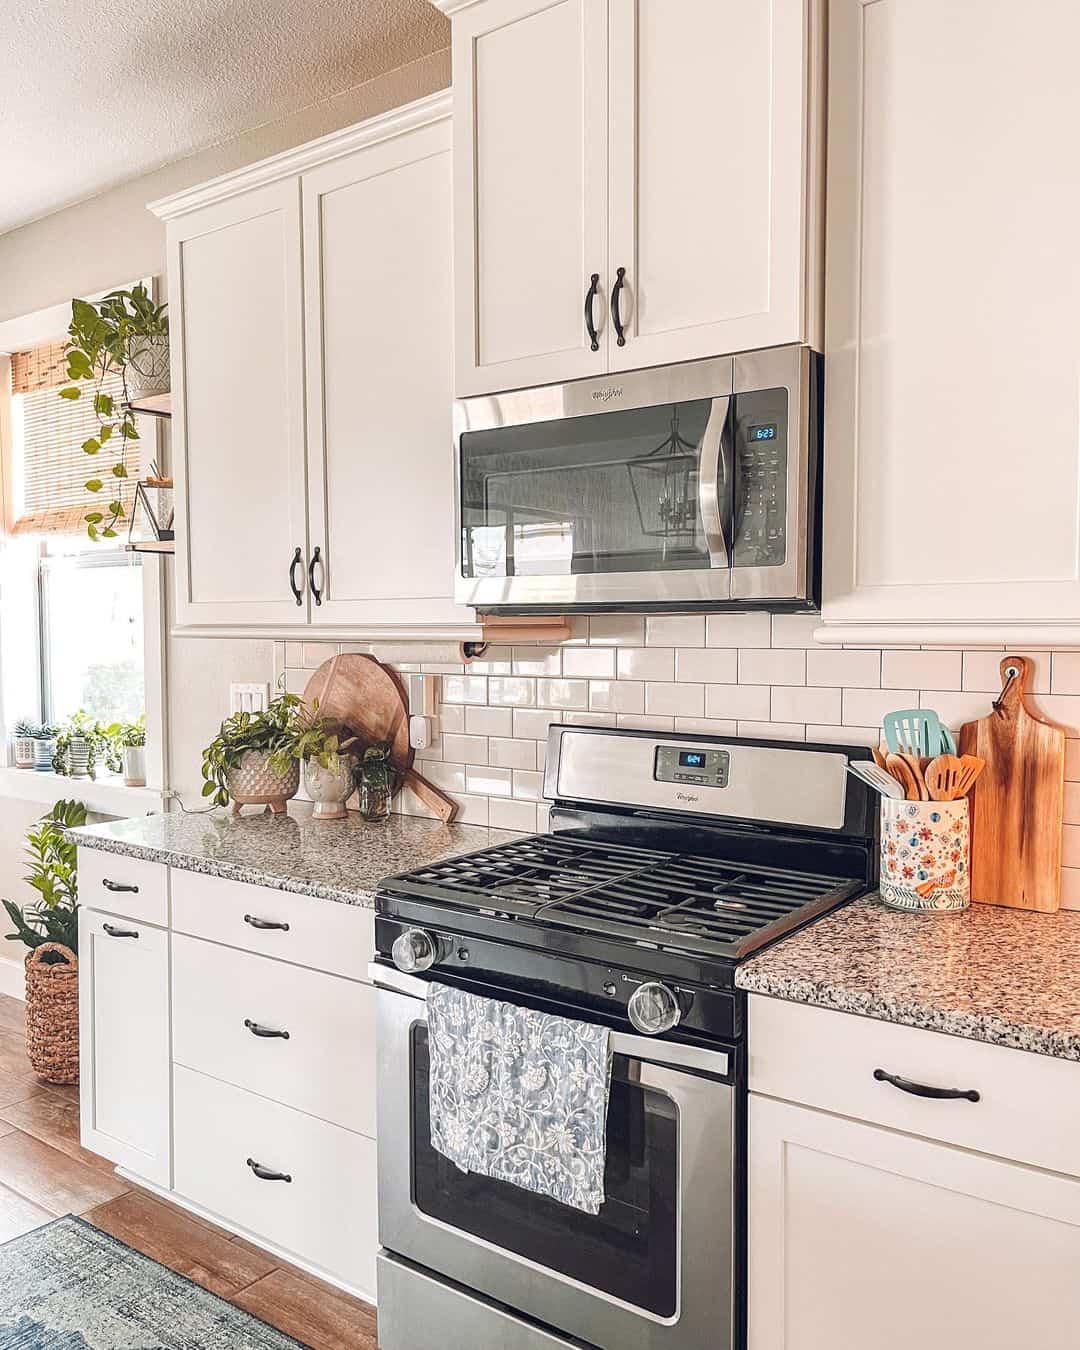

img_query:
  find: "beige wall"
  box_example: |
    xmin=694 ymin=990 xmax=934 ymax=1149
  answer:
xmin=0 ymin=47 xmax=450 ymax=976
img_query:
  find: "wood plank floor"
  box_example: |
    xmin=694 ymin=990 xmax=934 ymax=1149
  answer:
xmin=0 ymin=993 xmax=378 ymax=1349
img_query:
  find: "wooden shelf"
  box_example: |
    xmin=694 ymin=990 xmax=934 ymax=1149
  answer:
xmin=125 ymin=392 xmax=172 ymax=419
xmin=126 ymin=539 xmax=175 ymax=554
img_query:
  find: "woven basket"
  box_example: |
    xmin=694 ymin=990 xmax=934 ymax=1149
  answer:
xmin=24 ymin=943 xmax=79 ymax=1084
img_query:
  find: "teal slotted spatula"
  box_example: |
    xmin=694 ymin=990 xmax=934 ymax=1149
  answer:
xmin=882 ymin=708 xmax=956 ymax=757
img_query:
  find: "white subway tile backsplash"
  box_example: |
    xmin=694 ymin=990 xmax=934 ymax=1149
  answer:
xmin=562 ymin=647 xmax=616 ymax=678
xmin=737 ymin=721 xmax=806 ymax=741
xmin=465 ymin=645 xmax=513 ymax=674
xmin=453 ymin=794 xmax=491 ymax=826
xmin=675 ymin=648 xmax=738 ymax=683
xmin=963 ymin=650 xmax=1049 ymax=693
xmin=465 ymin=706 xmax=513 ymax=737
xmin=512 ymin=647 xmax=563 ymax=676
xmin=590 ymin=680 xmax=645 ymax=714
xmin=440 ymin=734 xmax=489 ymax=766
xmin=807 ymin=724 xmax=878 ymax=747
xmin=442 ymin=674 xmax=488 ymax=705
xmin=771 ymin=685 xmax=842 ymax=724
xmin=805 ymin=649 xmax=881 ymax=689
xmin=535 ymin=741 xmax=548 ymax=771
xmin=489 ymin=798 xmax=539 ymax=832
xmin=488 ymin=677 xmax=536 ymax=707
xmin=842 ymin=688 xmax=917 ymax=728
xmin=646 ymin=614 xmax=704 ymax=647
xmin=512 ymin=769 xmax=544 ymax=801
xmin=882 ymin=650 xmax=962 ymax=691
xmin=1032 ymin=694 xmax=1080 ymax=738
xmin=513 ymin=708 xmax=562 ymax=740
xmin=422 ymin=761 xmax=467 ymax=792
xmin=536 ymin=678 xmax=589 ymax=710
xmin=674 ymin=717 xmax=739 ymax=735
xmin=617 ymin=714 xmax=676 ymax=731
xmin=705 ymin=684 xmax=771 ymax=721
xmin=1061 ymin=867 xmax=1080 ymax=911
xmin=771 ymin=614 xmax=821 ymax=647
xmin=919 ymin=689 xmax=992 ymax=730
xmin=466 ymin=766 xmax=513 ymax=798
xmin=617 ymin=647 xmax=676 ymax=681
xmin=646 ymin=682 xmax=704 ymax=717
xmin=438 ymin=703 xmax=465 ymax=734
xmin=589 ymin=615 xmax=644 ymax=646
xmin=489 ymin=737 xmax=537 ymax=770
xmin=565 ymin=711 xmax=617 ymax=727
xmin=301 ymin=642 xmax=339 ymax=668
xmin=1052 ymin=652 xmax=1080 ymax=695
xmin=706 ymin=613 xmax=771 ymax=648
xmin=1062 ymin=825 xmax=1080 ymax=869
xmin=1066 ymin=739 xmax=1080 ymax=782
xmin=738 ymin=649 xmax=805 ymax=686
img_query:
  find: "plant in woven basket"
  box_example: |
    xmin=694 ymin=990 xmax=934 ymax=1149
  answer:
xmin=201 ymin=693 xmax=305 ymax=808
xmin=2 ymin=799 xmax=88 ymax=961
xmin=58 ymin=284 xmax=169 ymax=541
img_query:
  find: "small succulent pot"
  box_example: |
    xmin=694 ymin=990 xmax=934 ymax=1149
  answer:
xmin=12 ymin=737 xmax=35 ymax=768
xmin=880 ymin=799 xmax=970 ymax=913
xmin=303 ymin=755 xmax=358 ymax=821
xmin=226 ymin=751 xmax=300 ymax=816
xmin=68 ymin=737 xmax=91 ymax=779
xmin=122 ymin=745 xmax=147 ymax=787
xmin=126 ymin=334 xmax=171 ymax=399
xmin=33 ymin=738 xmax=56 ymax=772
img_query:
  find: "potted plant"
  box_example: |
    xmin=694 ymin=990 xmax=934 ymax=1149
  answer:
xmin=53 ymin=714 xmax=92 ymax=779
xmin=290 ymin=705 xmax=358 ymax=820
xmin=59 ymin=284 xmax=169 ymax=541
xmin=2 ymin=799 xmax=87 ymax=1084
xmin=11 ymin=719 xmax=40 ymax=769
xmin=119 ymin=716 xmax=147 ymax=786
xmin=32 ymin=724 xmax=57 ymax=773
xmin=355 ymin=741 xmax=394 ymax=822
xmin=202 ymin=693 xmax=304 ymax=815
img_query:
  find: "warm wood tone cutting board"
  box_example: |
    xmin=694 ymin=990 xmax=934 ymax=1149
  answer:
xmin=958 ymin=656 xmax=1065 ymax=911
xmin=302 ymin=654 xmax=458 ymax=824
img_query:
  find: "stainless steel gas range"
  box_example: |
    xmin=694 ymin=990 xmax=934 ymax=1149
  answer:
xmin=372 ymin=727 xmax=877 ymax=1350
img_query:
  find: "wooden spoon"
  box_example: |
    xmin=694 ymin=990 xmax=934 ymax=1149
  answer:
xmin=924 ymin=754 xmax=963 ymax=801
xmin=885 ymin=753 xmax=920 ymax=801
xmin=872 ymin=745 xmax=888 ymax=771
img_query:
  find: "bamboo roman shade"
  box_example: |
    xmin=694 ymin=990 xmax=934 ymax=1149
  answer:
xmin=9 ymin=342 xmax=135 ymax=536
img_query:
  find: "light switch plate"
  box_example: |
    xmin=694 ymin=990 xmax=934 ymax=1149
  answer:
xmin=230 ymin=683 xmax=270 ymax=715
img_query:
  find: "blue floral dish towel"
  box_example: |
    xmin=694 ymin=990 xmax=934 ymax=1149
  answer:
xmin=427 ymin=982 xmax=613 ymax=1215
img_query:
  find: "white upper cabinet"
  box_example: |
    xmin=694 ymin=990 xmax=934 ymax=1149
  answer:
xmin=302 ymin=118 xmax=472 ymax=628
xmin=167 ymin=181 xmax=309 ymax=627
xmin=444 ymin=0 xmax=823 ymax=396
xmin=821 ymin=0 xmax=1080 ymax=645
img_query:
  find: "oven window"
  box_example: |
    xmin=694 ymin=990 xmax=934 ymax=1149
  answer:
xmin=411 ymin=1027 xmax=678 ymax=1318
xmin=459 ymin=398 xmax=715 ymax=579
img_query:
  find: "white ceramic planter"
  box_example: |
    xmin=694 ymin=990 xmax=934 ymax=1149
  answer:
xmin=33 ymin=738 xmax=56 ymax=772
xmin=303 ymin=756 xmax=357 ymax=821
xmin=122 ymin=745 xmax=147 ymax=787
xmin=12 ymin=737 xmax=34 ymax=768
xmin=68 ymin=737 xmax=91 ymax=778
xmin=126 ymin=334 xmax=171 ymax=399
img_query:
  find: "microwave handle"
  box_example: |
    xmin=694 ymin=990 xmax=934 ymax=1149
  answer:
xmin=698 ymin=395 xmax=731 ymax=568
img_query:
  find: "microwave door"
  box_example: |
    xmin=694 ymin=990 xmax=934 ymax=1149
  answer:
xmin=696 ymin=395 xmax=733 ymax=574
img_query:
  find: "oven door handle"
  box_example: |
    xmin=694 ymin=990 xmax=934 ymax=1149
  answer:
xmin=370 ymin=963 xmax=731 ymax=1080
xmin=697 ymin=394 xmax=732 ymax=569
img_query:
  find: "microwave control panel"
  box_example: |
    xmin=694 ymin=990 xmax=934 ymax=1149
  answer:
xmin=733 ymin=386 xmax=788 ymax=568
xmin=655 ymin=746 xmax=730 ymax=788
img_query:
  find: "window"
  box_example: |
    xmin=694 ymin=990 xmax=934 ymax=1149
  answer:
xmin=38 ymin=541 xmax=144 ymax=725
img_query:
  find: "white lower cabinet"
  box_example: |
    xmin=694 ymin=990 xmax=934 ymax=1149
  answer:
xmin=79 ymin=909 xmax=171 ymax=1187
xmin=748 ymin=1094 xmax=1080 ymax=1350
xmin=173 ymin=1065 xmax=378 ymax=1298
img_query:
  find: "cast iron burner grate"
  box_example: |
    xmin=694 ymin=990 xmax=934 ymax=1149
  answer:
xmin=391 ymin=835 xmax=861 ymax=959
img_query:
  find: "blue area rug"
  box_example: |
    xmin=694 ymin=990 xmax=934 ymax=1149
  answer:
xmin=0 ymin=1216 xmax=308 ymax=1348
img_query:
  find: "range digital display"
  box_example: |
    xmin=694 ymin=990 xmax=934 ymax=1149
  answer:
xmin=679 ymin=751 xmax=707 ymax=768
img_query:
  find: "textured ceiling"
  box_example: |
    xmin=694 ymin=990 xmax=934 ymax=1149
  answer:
xmin=0 ymin=0 xmax=448 ymax=234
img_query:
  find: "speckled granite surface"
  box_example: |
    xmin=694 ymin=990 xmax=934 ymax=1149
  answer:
xmin=69 ymin=806 xmax=519 ymax=908
xmin=736 ymin=893 xmax=1080 ymax=1062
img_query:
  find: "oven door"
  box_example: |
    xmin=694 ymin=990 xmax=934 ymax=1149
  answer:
xmin=374 ymin=968 xmax=737 ymax=1350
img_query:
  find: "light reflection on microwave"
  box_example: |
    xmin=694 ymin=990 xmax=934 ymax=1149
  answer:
xmin=467 ymin=521 xmax=574 ymax=578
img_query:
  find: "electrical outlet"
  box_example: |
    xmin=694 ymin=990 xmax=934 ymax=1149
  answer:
xmin=230 ymin=683 xmax=270 ymax=716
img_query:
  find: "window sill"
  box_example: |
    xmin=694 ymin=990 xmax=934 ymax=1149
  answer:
xmin=0 ymin=766 xmax=164 ymax=817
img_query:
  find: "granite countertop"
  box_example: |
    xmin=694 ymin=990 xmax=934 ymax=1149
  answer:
xmin=70 ymin=805 xmax=520 ymax=908
xmin=736 ymin=893 xmax=1080 ymax=1063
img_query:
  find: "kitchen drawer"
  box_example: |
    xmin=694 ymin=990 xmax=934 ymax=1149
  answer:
xmin=748 ymin=995 xmax=1080 ymax=1179
xmin=169 ymin=869 xmax=373 ymax=981
xmin=173 ymin=1064 xmax=377 ymax=1297
xmin=172 ymin=933 xmax=375 ymax=1136
xmin=78 ymin=849 xmax=168 ymax=927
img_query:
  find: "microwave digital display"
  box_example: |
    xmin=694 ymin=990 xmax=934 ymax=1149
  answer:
xmin=749 ymin=423 xmax=778 ymax=442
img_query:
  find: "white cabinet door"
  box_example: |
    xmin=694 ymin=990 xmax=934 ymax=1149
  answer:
xmin=452 ymin=0 xmax=609 ymax=396
xmin=607 ymin=0 xmax=821 ymax=372
xmin=79 ymin=910 xmax=170 ymax=1187
xmin=302 ymin=117 xmax=472 ymax=628
xmin=748 ymin=1094 xmax=1080 ymax=1350
xmin=822 ymin=0 xmax=1080 ymax=640
xmin=168 ymin=181 xmax=309 ymax=627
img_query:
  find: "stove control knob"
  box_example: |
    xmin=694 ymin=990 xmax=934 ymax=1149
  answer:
xmin=627 ymin=982 xmax=682 ymax=1036
xmin=392 ymin=928 xmax=440 ymax=974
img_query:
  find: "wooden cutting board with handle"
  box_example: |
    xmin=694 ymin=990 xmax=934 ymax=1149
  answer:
xmin=958 ymin=655 xmax=1065 ymax=911
xmin=302 ymin=654 xmax=458 ymax=824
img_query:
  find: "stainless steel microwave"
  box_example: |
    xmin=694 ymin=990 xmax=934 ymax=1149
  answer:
xmin=453 ymin=345 xmax=821 ymax=613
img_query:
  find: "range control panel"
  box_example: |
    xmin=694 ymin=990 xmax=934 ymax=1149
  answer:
xmin=654 ymin=745 xmax=730 ymax=788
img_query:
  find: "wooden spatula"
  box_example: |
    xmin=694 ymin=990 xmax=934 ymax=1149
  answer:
xmin=954 ymin=754 xmax=985 ymax=798
xmin=885 ymin=753 xmax=920 ymax=801
xmin=924 ymin=754 xmax=963 ymax=801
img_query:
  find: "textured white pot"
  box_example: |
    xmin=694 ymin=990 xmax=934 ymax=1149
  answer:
xmin=12 ymin=737 xmax=34 ymax=768
xmin=122 ymin=745 xmax=147 ymax=787
xmin=303 ymin=756 xmax=357 ymax=820
xmin=226 ymin=751 xmax=299 ymax=815
xmin=126 ymin=334 xmax=171 ymax=399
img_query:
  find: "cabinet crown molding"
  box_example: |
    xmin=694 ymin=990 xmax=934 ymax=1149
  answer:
xmin=428 ymin=0 xmax=486 ymax=12
xmin=148 ymin=90 xmax=452 ymax=221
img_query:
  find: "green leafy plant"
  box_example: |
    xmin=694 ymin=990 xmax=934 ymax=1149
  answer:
xmin=59 ymin=284 xmax=168 ymax=541
xmin=2 ymin=800 xmax=88 ymax=960
xmin=288 ymin=702 xmax=356 ymax=774
xmin=12 ymin=718 xmax=41 ymax=738
xmin=201 ymin=693 xmax=305 ymax=807
xmin=118 ymin=715 xmax=146 ymax=749
xmin=51 ymin=711 xmax=131 ymax=777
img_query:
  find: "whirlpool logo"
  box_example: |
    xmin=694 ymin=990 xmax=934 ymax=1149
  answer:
xmin=675 ymin=791 xmax=700 ymax=804
xmin=591 ymin=386 xmax=624 ymax=403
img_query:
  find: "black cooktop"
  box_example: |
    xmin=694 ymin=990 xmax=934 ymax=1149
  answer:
xmin=382 ymin=832 xmax=863 ymax=961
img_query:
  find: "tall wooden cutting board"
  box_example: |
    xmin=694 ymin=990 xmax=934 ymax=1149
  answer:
xmin=958 ymin=656 xmax=1065 ymax=911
